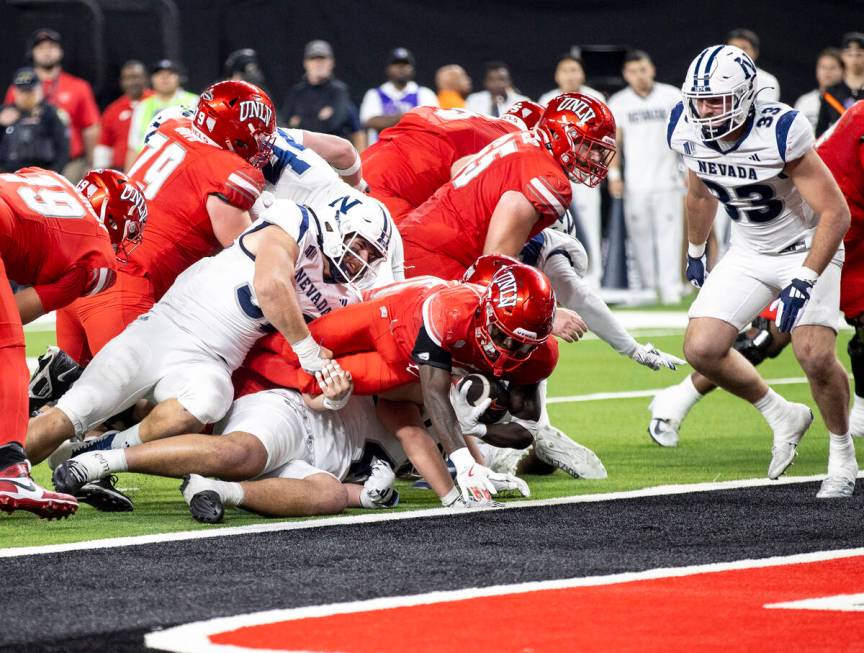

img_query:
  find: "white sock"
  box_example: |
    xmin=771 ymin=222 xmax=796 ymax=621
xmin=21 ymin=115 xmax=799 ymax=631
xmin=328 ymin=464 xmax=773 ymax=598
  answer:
xmin=440 ymin=486 xmax=460 ymax=507
xmin=209 ymin=479 xmax=245 ymax=507
xmin=678 ymin=375 xmax=704 ymax=412
xmin=80 ymin=449 xmax=127 ymax=482
xmin=754 ymin=389 xmax=790 ymax=431
xmin=112 ymin=424 xmax=142 ymax=449
xmin=852 ymin=395 xmax=864 ymax=416
xmin=537 ymin=379 xmax=551 ymax=428
xmin=827 ymin=431 xmax=857 ymax=476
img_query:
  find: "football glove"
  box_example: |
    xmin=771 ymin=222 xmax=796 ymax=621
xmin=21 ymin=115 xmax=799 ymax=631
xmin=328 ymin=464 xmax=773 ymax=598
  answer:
xmin=630 ymin=343 xmax=687 ymax=371
xmin=487 ymin=471 xmax=530 ymax=497
xmin=449 ymin=383 xmax=490 ymax=437
xmin=292 ymin=334 xmax=330 ymax=374
xmin=685 ymin=253 xmax=707 ymax=288
xmin=450 ymin=447 xmax=498 ymax=504
xmin=772 ymin=271 xmax=817 ymax=333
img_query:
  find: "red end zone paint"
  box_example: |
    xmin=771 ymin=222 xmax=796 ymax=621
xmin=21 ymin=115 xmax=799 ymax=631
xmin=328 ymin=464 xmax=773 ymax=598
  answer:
xmin=210 ymin=556 xmax=864 ymax=652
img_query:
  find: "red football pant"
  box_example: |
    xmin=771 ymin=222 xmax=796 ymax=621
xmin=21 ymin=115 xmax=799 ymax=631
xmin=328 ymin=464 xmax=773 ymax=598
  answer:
xmin=841 ymin=217 xmax=864 ymax=320
xmin=0 ymin=257 xmax=29 ymax=448
xmin=367 ymin=188 xmax=416 ymax=225
xmin=402 ymin=239 xmax=469 ymax=281
xmin=56 ymin=270 xmax=154 ymax=365
xmin=241 ymin=299 xmax=417 ymax=397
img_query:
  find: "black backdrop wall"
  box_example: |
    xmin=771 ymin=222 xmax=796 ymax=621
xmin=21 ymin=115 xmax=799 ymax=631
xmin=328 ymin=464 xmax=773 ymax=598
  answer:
xmin=0 ymin=0 xmax=862 ymax=109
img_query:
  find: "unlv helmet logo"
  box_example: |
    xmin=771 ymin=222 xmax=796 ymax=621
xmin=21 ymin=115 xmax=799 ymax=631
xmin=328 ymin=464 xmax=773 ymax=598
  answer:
xmin=493 ymin=270 xmax=519 ymax=308
xmin=553 ymin=96 xmax=597 ymax=126
xmin=120 ymin=184 xmax=148 ymax=222
xmin=239 ymin=100 xmax=273 ymax=125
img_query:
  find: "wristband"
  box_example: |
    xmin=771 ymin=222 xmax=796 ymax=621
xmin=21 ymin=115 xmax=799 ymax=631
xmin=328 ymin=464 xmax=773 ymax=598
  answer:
xmin=322 ymin=393 xmax=351 ymax=410
xmin=291 ymin=334 xmax=321 ymax=366
xmin=440 ymin=486 xmax=461 ymax=507
xmin=607 ymin=168 xmax=622 ymax=182
xmin=333 ymin=150 xmax=361 ymax=176
xmin=687 ymin=242 xmax=707 ymax=258
xmin=794 ymin=266 xmax=819 ymax=283
xmin=449 ymin=447 xmax=474 ymax=471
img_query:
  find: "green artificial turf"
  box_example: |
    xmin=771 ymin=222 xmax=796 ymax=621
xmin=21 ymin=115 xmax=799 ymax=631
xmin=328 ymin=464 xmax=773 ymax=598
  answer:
xmin=3 ymin=328 xmax=859 ymax=549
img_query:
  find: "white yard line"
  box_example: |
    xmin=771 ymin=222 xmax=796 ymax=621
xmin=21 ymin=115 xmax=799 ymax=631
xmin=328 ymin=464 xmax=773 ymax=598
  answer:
xmin=2 ymin=473 xmax=853 ymax=559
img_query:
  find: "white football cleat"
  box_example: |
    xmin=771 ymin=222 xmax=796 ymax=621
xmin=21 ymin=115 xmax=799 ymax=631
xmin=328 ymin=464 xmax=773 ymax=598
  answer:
xmin=534 ymin=426 xmax=607 ymax=480
xmin=768 ymin=403 xmax=814 ymax=480
xmin=816 ymin=472 xmax=857 ymax=498
xmin=647 ymin=385 xmax=692 ymax=447
xmin=648 ymin=416 xmax=680 ymax=448
xmin=485 ymin=445 xmax=531 ymax=476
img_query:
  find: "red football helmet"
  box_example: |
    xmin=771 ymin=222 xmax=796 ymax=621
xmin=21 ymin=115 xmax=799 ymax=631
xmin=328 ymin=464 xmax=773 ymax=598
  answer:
xmin=473 ymin=264 xmax=557 ymax=376
xmin=536 ymin=92 xmax=616 ymax=187
xmin=193 ymin=80 xmax=276 ymax=168
xmin=76 ymin=169 xmax=147 ymax=263
xmin=501 ymin=100 xmax=545 ymax=131
xmin=462 ymin=253 xmax=521 ymax=286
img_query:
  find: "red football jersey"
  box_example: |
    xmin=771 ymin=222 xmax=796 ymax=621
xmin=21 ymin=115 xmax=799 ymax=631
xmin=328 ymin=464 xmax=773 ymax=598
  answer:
xmin=818 ymin=101 xmax=864 ymax=230
xmin=363 ymin=107 xmax=516 ymax=208
xmin=0 ymin=168 xmax=115 ymax=311
xmin=422 ymin=282 xmax=558 ymax=383
xmin=124 ymin=117 xmax=265 ymax=299
xmin=400 ymin=131 xmax=572 ymax=269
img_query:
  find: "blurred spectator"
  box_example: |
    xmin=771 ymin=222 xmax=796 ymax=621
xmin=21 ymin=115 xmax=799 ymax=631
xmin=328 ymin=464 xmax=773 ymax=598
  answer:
xmin=224 ymin=48 xmax=267 ymax=88
xmin=281 ymin=40 xmax=364 ymax=150
xmin=794 ymin=49 xmax=844 ymax=133
xmin=0 ymin=67 xmax=68 ymax=172
xmin=360 ymin=48 xmax=438 ymax=143
xmin=94 ymin=61 xmax=151 ymax=170
xmin=726 ymin=28 xmax=780 ymax=101
xmin=538 ymin=54 xmax=603 ymax=105
xmin=465 ymin=61 xmax=528 ymax=116
xmin=816 ymin=33 xmax=864 ymax=137
xmin=435 ymin=64 xmax=471 ymax=109
xmin=608 ymin=50 xmax=685 ymax=304
xmin=125 ymin=59 xmax=197 ymax=169
xmin=4 ymin=28 xmax=99 ymax=181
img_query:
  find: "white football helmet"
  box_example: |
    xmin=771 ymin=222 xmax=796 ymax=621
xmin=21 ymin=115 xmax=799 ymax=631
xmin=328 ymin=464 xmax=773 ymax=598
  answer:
xmin=316 ymin=187 xmax=393 ymax=290
xmin=682 ymin=45 xmax=757 ymax=141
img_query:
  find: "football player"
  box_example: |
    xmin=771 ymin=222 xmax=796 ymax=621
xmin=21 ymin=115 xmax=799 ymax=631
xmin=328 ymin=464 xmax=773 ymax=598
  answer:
xmin=0 ymin=167 xmax=146 ymax=518
xmin=53 ymin=360 xmax=407 ymax=521
xmin=650 ymin=101 xmax=864 ymax=460
xmin=26 ymin=191 xmax=392 ymax=479
xmin=669 ymin=45 xmax=855 ymax=497
xmin=361 ymin=101 xmax=544 ymax=221
xmin=399 ymin=93 xmax=616 ymax=280
xmin=238 ymin=263 xmax=558 ymax=506
xmin=52 ymin=80 xmax=275 ymax=366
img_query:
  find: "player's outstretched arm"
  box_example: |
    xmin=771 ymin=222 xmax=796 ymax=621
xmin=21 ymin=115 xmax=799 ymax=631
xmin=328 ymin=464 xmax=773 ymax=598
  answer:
xmin=789 ymin=149 xmax=851 ymax=275
xmin=299 ymin=130 xmax=363 ymax=188
xmin=483 ymin=191 xmax=541 ymax=258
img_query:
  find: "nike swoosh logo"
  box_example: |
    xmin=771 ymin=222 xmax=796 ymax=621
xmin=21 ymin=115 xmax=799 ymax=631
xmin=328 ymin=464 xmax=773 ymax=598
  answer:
xmin=2 ymin=477 xmax=37 ymax=492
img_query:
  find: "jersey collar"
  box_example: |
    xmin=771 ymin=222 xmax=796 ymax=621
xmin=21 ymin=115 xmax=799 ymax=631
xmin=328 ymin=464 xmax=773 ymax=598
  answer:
xmin=702 ymin=110 xmax=756 ymax=155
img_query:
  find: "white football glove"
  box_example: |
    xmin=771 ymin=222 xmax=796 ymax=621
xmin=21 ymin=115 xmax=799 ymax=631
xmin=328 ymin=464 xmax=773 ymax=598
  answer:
xmin=487 ymin=471 xmax=530 ymax=497
xmin=449 ymin=383 xmax=490 ymax=437
xmin=450 ymin=447 xmax=498 ymax=504
xmin=630 ymin=343 xmax=686 ymax=371
xmin=292 ymin=334 xmax=330 ymax=374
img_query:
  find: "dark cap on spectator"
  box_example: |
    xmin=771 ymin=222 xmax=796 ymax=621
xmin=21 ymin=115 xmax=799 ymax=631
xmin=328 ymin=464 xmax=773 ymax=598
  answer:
xmin=13 ymin=67 xmax=39 ymax=90
xmin=842 ymin=32 xmax=864 ymax=49
xmin=225 ymin=48 xmax=259 ymax=74
xmin=304 ymin=40 xmax=333 ymax=59
xmin=387 ymin=47 xmax=415 ymax=66
xmin=29 ymin=28 xmax=62 ymax=49
xmin=152 ymin=59 xmax=182 ymax=74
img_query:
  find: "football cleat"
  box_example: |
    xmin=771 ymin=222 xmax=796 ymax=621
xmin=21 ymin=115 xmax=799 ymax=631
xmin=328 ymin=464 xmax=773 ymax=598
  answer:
xmin=534 ymin=425 xmax=607 ymax=479
xmin=28 ymin=346 xmax=82 ymax=415
xmin=648 ymin=418 xmax=680 ymax=448
xmin=768 ymin=403 xmax=814 ymax=480
xmin=0 ymin=461 xmax=78 ymax=519
xmin=181 ymin=475 xmax=224 ymax=524
xmin=77 ymin=476 xmax=134 ymax=512
xmin=647 ymin=385 xmax=693 ymax=447
xmin=816 ymin=473 xmax=857 ymax=499
xmin=485 ymin=445 xmax=531 ymax=477
xmin=361 ymin=459 xmax=400 ymax=508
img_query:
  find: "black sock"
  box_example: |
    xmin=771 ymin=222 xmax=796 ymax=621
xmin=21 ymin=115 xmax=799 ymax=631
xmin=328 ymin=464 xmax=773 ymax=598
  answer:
xmin=0 ymin=442 xmax=27 ymax=469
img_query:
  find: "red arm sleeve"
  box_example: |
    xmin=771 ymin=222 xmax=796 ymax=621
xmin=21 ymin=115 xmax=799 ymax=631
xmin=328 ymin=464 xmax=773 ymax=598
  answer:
xmin=521 ymin=171 xmax=571 ymax=222
xmin=32 ymin=266 xmax=89 ymax=312
xmin=212 ymin=160 xmax=265 ymax=211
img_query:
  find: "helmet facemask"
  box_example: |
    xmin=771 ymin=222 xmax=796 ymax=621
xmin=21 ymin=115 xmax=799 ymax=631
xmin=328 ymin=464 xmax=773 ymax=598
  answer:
xmin=684 ymin=81 xmax=754 ymax=142
xmin=326 ymin=231 xmax=387 ymax=291
xmin=564 ymin=127 xmax=616 ymax=187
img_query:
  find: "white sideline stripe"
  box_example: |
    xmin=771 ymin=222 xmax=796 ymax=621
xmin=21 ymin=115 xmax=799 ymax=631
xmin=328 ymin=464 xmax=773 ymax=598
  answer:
xmin=1 ymin=473 xmax=850 ymax=559
xmin=766 ymin=593 xmax=864 ymax=612
xmin=145 ymin=546 xmax=864 ymax=653
xmin=547 ymin=376 xmax=810 ymax=403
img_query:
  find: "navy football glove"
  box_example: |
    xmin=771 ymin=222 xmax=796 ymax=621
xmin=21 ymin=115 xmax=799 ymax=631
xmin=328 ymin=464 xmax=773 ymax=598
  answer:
xmin=685 ymin=253 xmax=707 ymax=288
xmin=773 ymin=277 xmax=816 ymax=333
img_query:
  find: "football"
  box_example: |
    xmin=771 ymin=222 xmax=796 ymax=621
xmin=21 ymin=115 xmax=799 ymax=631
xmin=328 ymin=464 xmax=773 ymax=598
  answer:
xmin=457 ymin=374 xmax=510 ymax=424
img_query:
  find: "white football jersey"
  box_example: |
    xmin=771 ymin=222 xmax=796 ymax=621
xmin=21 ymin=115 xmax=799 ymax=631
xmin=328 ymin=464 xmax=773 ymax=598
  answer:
xmin=152 ymin=201 xmax=357 ymax=369
xmin=668 ymin=99 xmax=816 ymax=254
xmin=264 ymin=127 xmax=340 ymax=207
xmin=608 ymin=83 xmax=683 ymax=192
xmin=519 ymin=228 xmax=588 ymax=277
